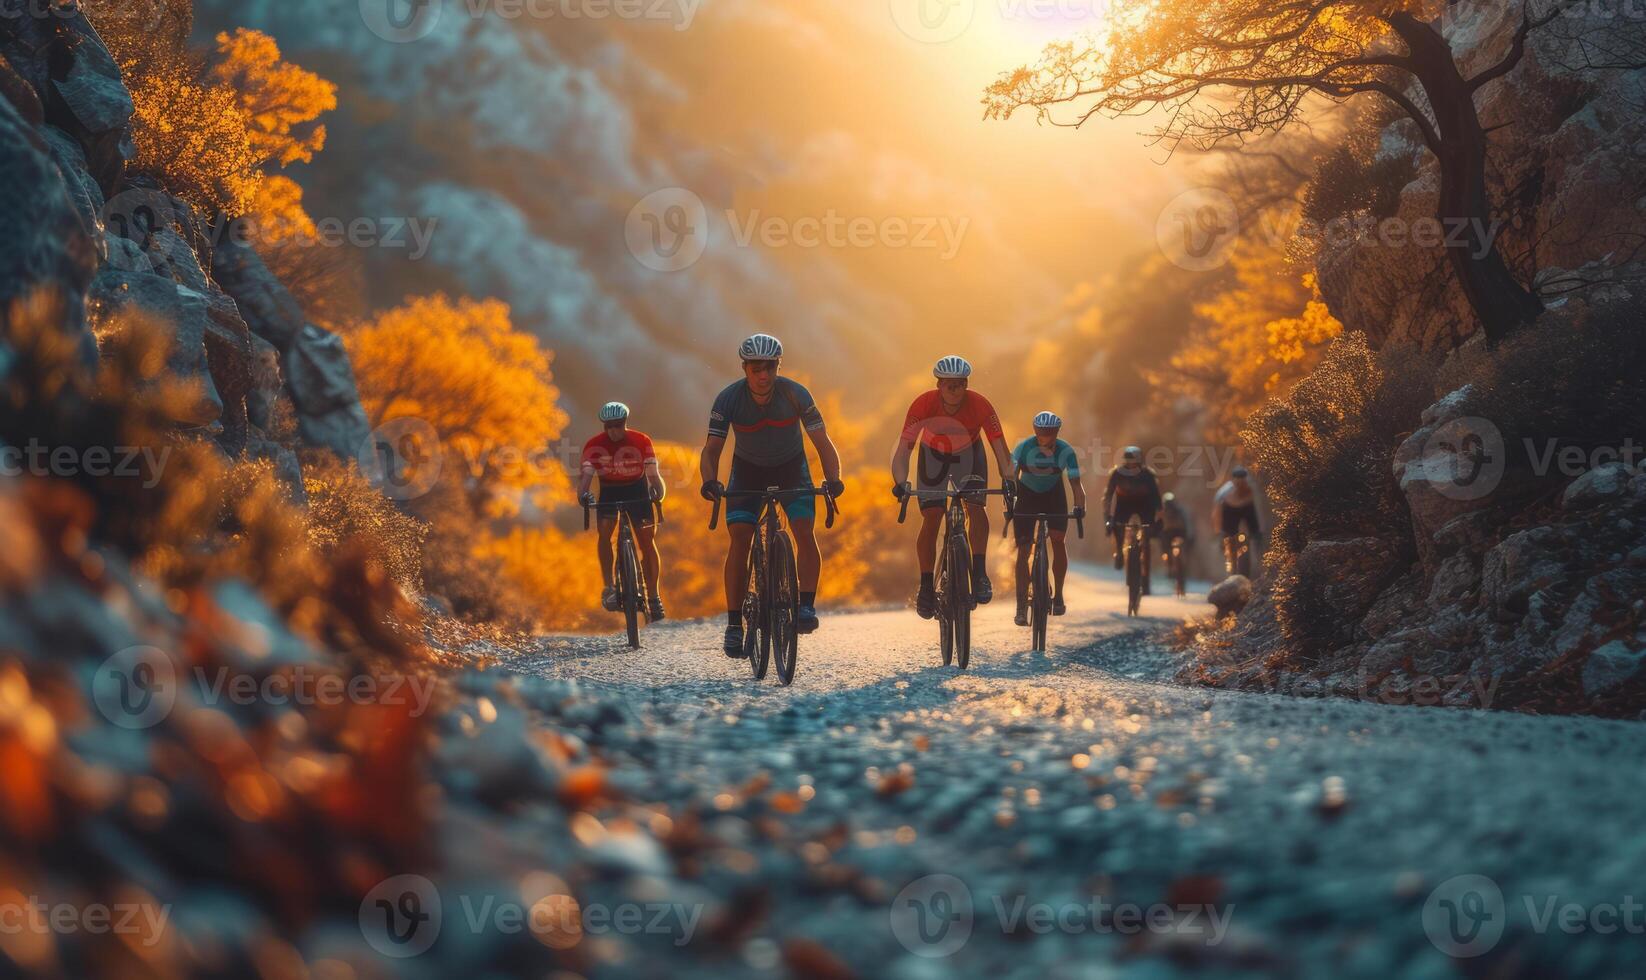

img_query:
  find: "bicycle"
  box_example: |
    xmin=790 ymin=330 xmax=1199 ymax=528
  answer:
xmin=897 ymin=484 xmax=1014 ymax=670
xmin=583 ymin=499 xmax=663 ymax=649
xmin=1007 ymin=503 xmax=1085 ymax=653
xmin=1116 ymin=518 xmax=1153 ymax=617
xmin=1163 ymin=531 xmax=1189 ymax=598
xmin=709 ymin=485 xmax=839 ymax=686
xmin=1223 ymin=532 xmax=1255 ymax=578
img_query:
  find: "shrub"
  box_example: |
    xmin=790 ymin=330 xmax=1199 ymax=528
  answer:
xmin=1243 ymin=332 xmax=1440 ymax=566
xmin=304 ymin=455 xmax=428 ymax=594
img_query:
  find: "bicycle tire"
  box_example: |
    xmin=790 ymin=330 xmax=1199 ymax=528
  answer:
xmin=937 ymin=541 xmax=954 ymax=667
xmin=770 ymin=531 xmax=799 ymax=686
xmin=1031 ymin=523 xmax=1049 ymax=652
xmin=1126 ymin=532 xmax=1143 ymax=617
xmin=1174 ymin=544 xmax=1188 ymax=598
xmin=618 ymin=527 xmax=641 ymax=649
xmin=950 ymin=529 xmax=972 ymax=670
xmin=746 ymin=538 xmax=770 ymax=680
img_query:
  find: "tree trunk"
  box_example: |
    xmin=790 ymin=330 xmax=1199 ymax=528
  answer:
xmin=1390 ymin=14 xmax=1545 ymax=344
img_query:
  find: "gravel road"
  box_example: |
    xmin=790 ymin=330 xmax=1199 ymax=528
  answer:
xmin=483 ymin=565 xmax=1646 ymax=979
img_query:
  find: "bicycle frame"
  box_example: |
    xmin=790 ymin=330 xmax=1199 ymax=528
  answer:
xmin=708 ymin=485 xmax=838 ymax=685
xmin=1007 ymin=505 xmax=1085 ymax=652
xmin=583 ymin=498 xmax=663 ymax=647
xmin=898 ymin=484 xmax=1013 ymax=669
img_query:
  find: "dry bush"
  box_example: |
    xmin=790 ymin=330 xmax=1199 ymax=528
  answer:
xmin=1243 ymin=333 xmax=1440 ymax=565
xmin=2 ymin=293 xmax=421 ymax=663
xmin=303 ymin=454 xmax=428 ymax=593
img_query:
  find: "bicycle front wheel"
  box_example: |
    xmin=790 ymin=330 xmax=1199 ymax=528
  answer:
xmin=949 ymin=530 xmax=972 ymax=670
xmin=618 ymin=529 xmax=641 ymax=649
xmin=770 ymin=531 xmax=799 ymax=686
xmin=1031 ymin=527 xmax=1050 ymax=652
xmin=745 ymin=544 xmax=770 ymax=680
xmin=1126 ymin=538 xmax=1143 ymax=617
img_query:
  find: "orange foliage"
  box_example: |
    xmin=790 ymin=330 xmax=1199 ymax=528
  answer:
xmin=209 ymin=28 xmax=336 ymax=170
xmin=346 ymin=295 xmax=572 ymax=513
xmin=110 ymin=23 xmax=334 ymax=217
xmin=1164 ymin=233 xmax=1343 ymax=444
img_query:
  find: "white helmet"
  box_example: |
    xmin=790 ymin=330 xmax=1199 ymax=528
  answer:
xmin=934 ymin=355 xmax=972 ymax=379
xmin=1123 ymin=445 xmax=1142 ymax=461
xmin=598 ymin=401 xmax=630 ymax=423
xmin=739 ymin=333 xmax=784 ymax=361
xmin=1033 ymin=411 xmax=1062 ymax=429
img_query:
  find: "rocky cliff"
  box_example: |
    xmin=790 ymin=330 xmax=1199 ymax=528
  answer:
xmin=0 ymin=3 xmax=371 ymax=495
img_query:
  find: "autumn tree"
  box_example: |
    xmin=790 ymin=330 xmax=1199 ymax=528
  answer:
xmin=983 ymin=0 xmax=1574 ymax=343
xmin=346 ymin=295 xmax=572 ymax=515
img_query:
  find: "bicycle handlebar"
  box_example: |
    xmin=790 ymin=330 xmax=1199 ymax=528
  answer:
xmin=707 ymin=486 xmax=839 ymax=532
xmin=896 ymin=484 xmax=1015 ymax=526
xmin=1010 ymin=511 xmax=1086 ymax=540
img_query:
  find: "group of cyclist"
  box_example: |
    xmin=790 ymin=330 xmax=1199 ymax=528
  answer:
xmin=576 ymin=333 xmax=1264 ymax=655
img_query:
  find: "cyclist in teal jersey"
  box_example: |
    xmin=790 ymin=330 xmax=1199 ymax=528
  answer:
xmin=1010 ymin=412 xmax=1087 ymax=624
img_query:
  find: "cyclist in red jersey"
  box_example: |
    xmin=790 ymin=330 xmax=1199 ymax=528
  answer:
xmin=889 ymin=356 xmax=1016 ymax=617
xmin=578 ymin=402 xmax=667 ymax=620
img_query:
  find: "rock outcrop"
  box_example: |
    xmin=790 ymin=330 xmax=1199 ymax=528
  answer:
xmin=1 ymin=5 xmax=371 ymax=486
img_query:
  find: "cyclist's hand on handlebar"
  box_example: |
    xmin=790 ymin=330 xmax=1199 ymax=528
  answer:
xmin=823 ymin=478 xmax=846 ymax=499
xmin=891 ymin=483 xmax=910 ymax=501
xmin=648 ymin=484 xmax=665 ymax=502
xmin=1072 ymin=506 xmax=1086 ymax=521
xmin=700 ymin=481 xmax=725 ymax=502
xmin=1002 ymin=478 xmax=1019 ymax=497
xmin=578 ymin=491 xmax=596 ymax=508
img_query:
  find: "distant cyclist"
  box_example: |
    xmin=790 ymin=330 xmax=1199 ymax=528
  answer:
xmin=1213 ymin=466 xmax=1262 ymax=552
xmin=890 ymin=355 xmax=1016 ymax=618
xmin=1104 ymin=445 xmax=1163 ymax=591
xmin=1010 ymin=411 xmax=1086 ymax=626
xmin=1160 ymin=491 xmax=1192 ymax=547
xmin=699 ymin=334 xmax=845 ymax=657
xmin=578 ymin=402 xmax=666 ymax=620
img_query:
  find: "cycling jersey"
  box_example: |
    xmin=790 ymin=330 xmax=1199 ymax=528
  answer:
xmin=1160 ymin=499 xmax=1190 ymax=534
xmin=581 ymin=430 xmax=656 ymax=486
xmin=901 ymin=389 xmax=1004 ymax=455
xmin=1214 ymin=480 xmax=1256 ymax=510
xmin=1012 ymin=437 xmax=1080 ymax=494
xmin=1104 ymin=465 xmax=1162 ymax=513
xmin=708 ymin=377 xmax=824 ymax=467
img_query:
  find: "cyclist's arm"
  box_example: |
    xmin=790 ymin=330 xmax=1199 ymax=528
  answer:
xmin=890 ymin=433 xmax=918 ymax=490
xmin=806 ymin=423 xmax=843 ymax=484
xmin=1103 ymin=471 xmax=1118 ymax=517
xmin=644 ymin=459 xmax=665 ymax=501
xmin=576 ymin=464 xmax=595 ymax=498
xmin=700 ymin=435 xmax=726 ymax=486
xmin=1069 ymin=474 xmax=1087 ymax=510
xmin=989 ymin=436 xmax=1014 ymax=486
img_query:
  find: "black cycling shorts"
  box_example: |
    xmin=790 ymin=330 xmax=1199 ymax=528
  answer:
xmin=1111 ymin=502 xmax=1156 ymax=539
xmin=916 ymin=442 xmax=988 ymax=511
xmin=727 ymin=453 xmax=815 ymax=526
xmin=1012 ymin=483 xmax=1068 ymax=543
xmin=598 ymin=480 xmax=656 ymax=528
xmin=1220 ymin=503 xmax=1260 ymax=537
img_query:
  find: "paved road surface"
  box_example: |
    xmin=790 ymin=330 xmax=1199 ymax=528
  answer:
xmin=498 ymin=565 xmax=1646 ymax=978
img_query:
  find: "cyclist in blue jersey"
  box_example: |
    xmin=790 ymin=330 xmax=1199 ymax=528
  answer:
xmin=1010 ymin=412 xmax=1087 ymax=625
xmin=700 ymin=334 xmax=846 ymax=657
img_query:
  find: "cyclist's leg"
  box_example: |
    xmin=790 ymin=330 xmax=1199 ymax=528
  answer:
xmin=1049 ymin=529 xmax=1069 ymax=597
xmin=960 ymin=442 xmax=991 ymax=560
xmin=596 ymin=515 xmax=617 ymax=584
xmin=723 ymin=456 xmax=764 ymax=611
xmin=635 ymin=522 xmax=661 ymax=597
xmin=1013 ymin=515 xmax=1032 ymax=606
xmin=791 ymin=518 xmax=820 ymax=592
xmin=914 ymin=445 xmax=950 ymax=574
xmin=725 ymin=523 xmax=755 ymax=607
